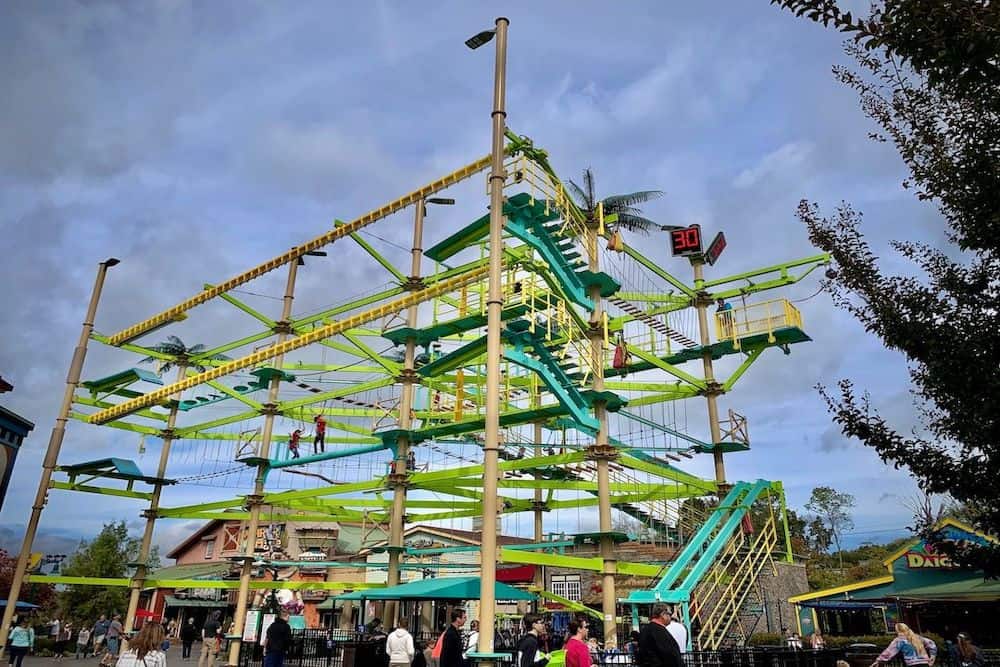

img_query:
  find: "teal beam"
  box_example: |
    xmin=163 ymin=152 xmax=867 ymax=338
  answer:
xmin=673 ymin=480 xmax=771 ymax=595
xmin=268 ymin=443 xmax=391 ymax=471
xmin=651 ymin=483 xmax=750 ymax=595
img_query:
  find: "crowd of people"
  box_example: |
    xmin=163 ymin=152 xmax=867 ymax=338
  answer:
xmin=4 ymin=609 xmax=989 ymax=667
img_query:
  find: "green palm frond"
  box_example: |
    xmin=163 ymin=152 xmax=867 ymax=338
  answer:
xmin=614 ymin=213 xmax=659 ymax=234
xmin=565 ymin=180 xmax=590 ymax=209
xmin=602 ymin=190 xmax=664 ymax=209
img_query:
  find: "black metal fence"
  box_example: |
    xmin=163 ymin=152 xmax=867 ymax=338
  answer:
xmin=237 ymin=632 xmax=1000 ymax=667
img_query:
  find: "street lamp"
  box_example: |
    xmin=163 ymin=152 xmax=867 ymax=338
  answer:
xmin=465 ymin=29 xmax=496 ymax=50
xmin=466 ymin=17 xmax=509 ymax=666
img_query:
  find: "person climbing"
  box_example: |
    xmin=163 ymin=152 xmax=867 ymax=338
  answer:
xmin=406 ymin=450 xmax=416 ymax=472
xmin=289 ymin=428 xmax=302 ymax=459
xmin=715 ymin=298 xmax=734 ymax=341
xmin=312 ymin=415 xmax=326 ymax=454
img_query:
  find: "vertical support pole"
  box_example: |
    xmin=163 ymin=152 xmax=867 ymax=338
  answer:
xmin=0 ymin=258 xmax=117 ymax=657
xmin=692 ymin=260 xmax=726 ymax=485
xmin=532 ymin=419 xmax=544 ymax=590
xmin=586 ymin=222 xmax=617 ymax=648
xmin=480 ymin=16 xmax=509 ymax=665
xmin=124 ymin=364 xmax=187 ymax=633
xmin=385 ymin=199 xmax=427 ymax=625
xmin=226 ymin=256 xmax=299 ymax=667
xmin=775 ymin=481 xmax=794 ymax=564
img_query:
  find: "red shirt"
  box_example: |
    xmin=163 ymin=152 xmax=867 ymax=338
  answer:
xmin=290 ymin=430 xmax=301 ymax=446
xmin=314 ymin=417 xmax=326 ymax=434
xmin=565 ymin=637 xmax=591 ymax=667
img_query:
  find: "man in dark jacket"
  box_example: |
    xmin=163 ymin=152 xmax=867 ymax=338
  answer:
xmin=637 ymin=604 xmax=682 ymax=667
xmin=516 ymin=614 xmax=549 ymax=667
xmin=263 ymin=611 xmax=293 ymax=667
xmin=439 ymin=609 xmax=467 ymax=667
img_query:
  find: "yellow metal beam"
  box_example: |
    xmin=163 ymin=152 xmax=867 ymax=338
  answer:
xmin=106 ymin=154 xmax=495 ymax=346
xmin=89 ymin=265 xmax=490 ymax=424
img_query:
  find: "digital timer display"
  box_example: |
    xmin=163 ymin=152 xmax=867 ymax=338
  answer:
xmin=669 ymin=224 xmax=702 ymax=256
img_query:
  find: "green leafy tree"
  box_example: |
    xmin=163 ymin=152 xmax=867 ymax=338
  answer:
xmin=566 ymin=168 xmax=663 ymax=234
xmin=58 ymin=522 xmax=159 ymax=625
xmin=806 ymin=486 xmax=855 ymax=571
xmin=139 ymin=335 xmax=230 ymax=374
xmin=807 ymin=517 xmax=833 ymax=554
xmin=770 ymin=0 xmax=1000 ymax=575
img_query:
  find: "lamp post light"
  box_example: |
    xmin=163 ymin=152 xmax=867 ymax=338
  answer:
xmin=467 ymin=17 xmax=509 ymax=666
xmin=0 ymin=258 xmax=119 ymax=656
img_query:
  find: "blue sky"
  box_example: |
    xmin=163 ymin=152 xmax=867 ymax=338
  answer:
xmin=0 ymin=1 xmax=940 ymax=557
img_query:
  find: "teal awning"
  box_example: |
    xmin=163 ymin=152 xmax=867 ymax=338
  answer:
xmin=334 ymin=577 xmax=534 ymax=602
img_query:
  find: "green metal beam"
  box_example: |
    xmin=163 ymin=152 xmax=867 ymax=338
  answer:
xmin=628 ymin=347 xmax=707 ymax=390
xmin=722 ymin=347 xmax=766 ymax=392
xmin=212 ymin=285 xmax=277 ymax=327
xmin=50 ymin=481 xmax=153 ymax=501
xmin=335 ymin=219 xmax=407 ymax=283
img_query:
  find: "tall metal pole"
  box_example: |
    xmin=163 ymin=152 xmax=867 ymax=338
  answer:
xmin=226 ymin=256 xmax=299 ymax=667
xmin=480 ymin=16 xmax=509 ymax=665
xmin=532 ymin=419 xmax=544 ymax=590
xmin=124 ymin=363 xmax=187 ymax=633
xmin=586 ymin=223 xmax=617 ymax=648
xmin=692 ymin=260 xmax=726 ymax=485
xmin=0 ymin=258 xmax=118 ymax=656
xmin=384 ymin=200 xmax=427 ymax=625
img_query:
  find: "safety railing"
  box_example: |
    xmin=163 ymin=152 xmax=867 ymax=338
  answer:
xmin=714 ymin=299 xmax=803 ymax=350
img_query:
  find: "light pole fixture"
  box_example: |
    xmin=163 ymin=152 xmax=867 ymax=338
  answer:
xmin=465 ymin=29 xmax=496 ymax=50
xmin=426 ymin=197 xmax=456 ymax=206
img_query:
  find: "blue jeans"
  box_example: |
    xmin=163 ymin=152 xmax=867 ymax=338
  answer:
xmin=263 ymin=652 xmax=285 ymax=667
xmin=107 ymin=637 xmax=120 ymax=656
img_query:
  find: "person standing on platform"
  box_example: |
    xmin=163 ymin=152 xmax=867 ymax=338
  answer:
xmin=312 ymin=415 xmax=326 ymax=454
xmin=637 ymin=604 xmax=682 ymax=667
xmin=288 ymin=429 xmax=302 ymax=459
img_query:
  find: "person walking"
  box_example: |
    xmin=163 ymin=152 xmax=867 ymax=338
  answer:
xmin=180 ymin=619 xmax=197 ymax=660
xmin=263 ymin=610 xmax=292 ymax=667
xmin=7 ymin=618 xmax=35 ymax=667
xmin=515 ymin=614 xmax=549 ymax=667
xmin=564 ymin=619 xmax=591 ymax=667
xmin=288 ymin=429 xmax=302 ymax=459
xmin=636 ymin=604 xmax=682 ymax=667
xmin=106 ymin=615 xmax=124 ymax=658
xmin=666 ymin=606 xmax=688 ymax=654
xmin=386 ymin=617 xmax=415 ymax=667
xmin=871 ymin=623 xmax=937 ymax=667
xmin=92 ymin=616 xmax=109 ymax=658
xmin=463 ymin=620 xmax=480 ymax=666
xmin=55 ymin=622 xmax=72 ymax=661
xmin=114 ymin=622 xmax=167 ymax=667
xmin=198 ymin=611 xmax=222 ymax=667
xmin=76 ymin=627 xmax=91 ymax=660
xmin=439 ymin=609 xmax=467 ymax=667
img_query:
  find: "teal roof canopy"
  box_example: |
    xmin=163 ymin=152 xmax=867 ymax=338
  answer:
xmin=333 ymin=576 xmax=534 ymax=602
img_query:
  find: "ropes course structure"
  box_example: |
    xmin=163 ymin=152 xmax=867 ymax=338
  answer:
xmin=3 ymin=129 xmax=833 ymax=652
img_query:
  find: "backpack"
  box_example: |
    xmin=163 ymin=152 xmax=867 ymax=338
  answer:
xmin=431 ymin=631 xmax=446 ymax=660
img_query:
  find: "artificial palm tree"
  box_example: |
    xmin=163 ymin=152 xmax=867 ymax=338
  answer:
xmin=139 ymin=335 xmax=230 ymax=374
xmin=566 ymin=167 xmax=663 ymax=235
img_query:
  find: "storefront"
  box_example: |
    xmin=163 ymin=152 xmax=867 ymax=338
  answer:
xmin=790 ymin=519 xmax=1000 ymax=645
